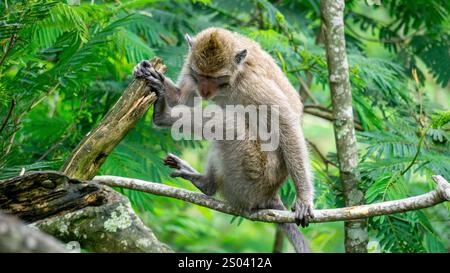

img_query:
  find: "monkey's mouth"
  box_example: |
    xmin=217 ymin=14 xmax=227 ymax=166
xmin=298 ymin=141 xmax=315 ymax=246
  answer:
xmin=199 ymin=90 xmax=215 ymax=100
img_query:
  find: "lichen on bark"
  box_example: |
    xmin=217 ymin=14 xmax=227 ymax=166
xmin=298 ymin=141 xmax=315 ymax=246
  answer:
xmin=34 ymin=190 xmax=172 ymax=253
xmin=320 ymin=0 xmax=369 ymax=252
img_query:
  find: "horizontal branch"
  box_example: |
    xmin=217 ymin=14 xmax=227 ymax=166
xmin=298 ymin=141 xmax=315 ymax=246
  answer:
xmin=94 ymin=175 xmax=450 ymax=224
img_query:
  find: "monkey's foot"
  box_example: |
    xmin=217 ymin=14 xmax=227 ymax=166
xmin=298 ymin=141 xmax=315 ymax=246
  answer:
xmin=292 ymin=201 xmax=314 ymax=228
xmin=133 ymin=60 xmax=165 ymax=96
xmin=163 ymin=153 xmax=197 ymax=175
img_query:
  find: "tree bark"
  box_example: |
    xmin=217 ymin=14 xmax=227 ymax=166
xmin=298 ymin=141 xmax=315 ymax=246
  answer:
xmin=2 ymin=57 xmax=173 ymax=253
xmin=60 ymin=57 xmax=166 ymax=180
xmin=94 ymin=175 xmax=450 ymax=224
xmin=0 ymin=212 xmax=67 ymax=253
xmin=0 ymin=171 xmax=172 ymax=253
xmin=320 ymin=0 xmax=368 ymax=252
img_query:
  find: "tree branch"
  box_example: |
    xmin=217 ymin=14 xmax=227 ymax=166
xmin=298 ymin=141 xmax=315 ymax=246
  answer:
xmin=303 ymin=107 xmax=363 ymax=131
xmin=60 ymin=57 xmax=166 ymax=180
xmin=94 ymin=175 xmax=450 ymax=224
xmin=306 ymin=138 xmax=338 ymax=168
xmin=298 ymin=77 xmax=319 ymax=104
xmin=0 ymin=34 xmax=17 ymax=67
xmin=0 ymin=98 xmax=15 ymax=135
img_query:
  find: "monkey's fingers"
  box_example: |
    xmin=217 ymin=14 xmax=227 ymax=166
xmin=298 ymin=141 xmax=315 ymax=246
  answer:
xmin=163 ymin=157 xmax=180 ymax=169
xmin=133 ymin=65 xmax=144 ymax=78
xmin=293 ymin=202 xmax=311 ymax=228
xmin=163 ymin=154 xmax=183 ymax=169
xmin=145 ymin=75 xmax=163 ymax=88
xmin=299 ymin=205 xmax=308 ymax=228
xmin=148 ymin=67 xmax=165 ymax=82
xmin=142 ymin=60 xmax=151 ymax=67
xmin=134 ymin=60 xmax=152 ymax=78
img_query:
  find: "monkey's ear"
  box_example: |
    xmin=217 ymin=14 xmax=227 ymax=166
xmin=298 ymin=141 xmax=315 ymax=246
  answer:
xmin=184 ymin=33 xmax=194 ymax=48
xmin=235 ymin=49 xmax=247 ymax=65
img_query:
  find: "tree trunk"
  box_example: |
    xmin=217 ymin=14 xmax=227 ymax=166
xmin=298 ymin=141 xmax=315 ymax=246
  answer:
xmin=320 ymin=0 xmax=369 ymax=252
xmin=0 ymin=171 xmax=172 ymax=253
xmin=0 ymin=212 xmax=67 ymax=253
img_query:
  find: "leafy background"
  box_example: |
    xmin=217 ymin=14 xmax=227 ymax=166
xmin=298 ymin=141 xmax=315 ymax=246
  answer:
xmin=0 ymin=0 xmax=449 ymax=252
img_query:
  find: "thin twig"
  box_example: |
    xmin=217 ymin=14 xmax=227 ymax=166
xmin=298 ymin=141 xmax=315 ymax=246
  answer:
xmin=401 ymin=125 xmax=430 ymax=175
xmin=298 ymin=77 xmax=319 ymax=105
xmin=0 ymin=34 xmax=17 ymax=67
xmin=306 ymin=138 xmax=338 ymax=168
xmin=0 ymin=98 xmax=15 ymax=134
xmin=304 ymin=104 xmax=332 ymax=114
xmin=304 ymin=108 xmax=364 ymax=131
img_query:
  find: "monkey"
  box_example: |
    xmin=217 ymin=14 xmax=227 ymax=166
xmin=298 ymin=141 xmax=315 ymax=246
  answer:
xmin=133 ymin=28 xmax=314 ymax=253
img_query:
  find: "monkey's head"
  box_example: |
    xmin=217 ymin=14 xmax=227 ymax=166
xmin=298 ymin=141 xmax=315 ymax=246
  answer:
xmin=186 ymin=28 xmax=248 ymax=100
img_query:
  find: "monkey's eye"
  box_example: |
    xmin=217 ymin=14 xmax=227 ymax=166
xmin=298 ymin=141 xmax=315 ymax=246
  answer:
xmin=218 ymin=83 xmax=229 ymax=88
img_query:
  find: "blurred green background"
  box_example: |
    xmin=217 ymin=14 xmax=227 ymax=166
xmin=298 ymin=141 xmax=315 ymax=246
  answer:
xmin=0 ymin=0 xmax=449 ymax=252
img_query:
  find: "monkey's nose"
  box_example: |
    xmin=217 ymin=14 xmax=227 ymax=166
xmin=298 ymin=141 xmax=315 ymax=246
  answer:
xmin=200 ymin=89 xmax=212 ymax=99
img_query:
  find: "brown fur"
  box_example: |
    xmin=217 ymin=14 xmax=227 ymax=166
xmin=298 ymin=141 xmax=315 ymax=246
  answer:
xmin=191 ymin=29 xmax=234 ymax=73
xmin=184 ymin=27 xmax=312 ymax=211
xmin=141 ymin=27 xmax=314 ymax=252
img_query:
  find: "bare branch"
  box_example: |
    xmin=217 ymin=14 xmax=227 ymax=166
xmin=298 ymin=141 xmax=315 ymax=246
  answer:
xmin=298 ymin=77 xmax=319 ymax=105
xmin=0 ymin=34 xmax=17 ymax=67
xmin=0 ymin=98 xmax=15 ymax=135
xmin=306 ymin=138 xmax=338 ymax=168
xmin=94 ymin=175 xmax=450 ymax=224
xmin=304 ymin=104 xmax=332 ymax=114
xmin=303 ymin=107 xmax=364 ymax=131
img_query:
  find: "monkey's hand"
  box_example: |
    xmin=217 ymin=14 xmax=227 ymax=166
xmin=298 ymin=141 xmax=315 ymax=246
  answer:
xmin=292 ymin=200 xmax=314 ymax=228
xmin=133 ymin=60 xmax=165 ymax=97
xmin=163 ymin=153 xmax=197 ymax=177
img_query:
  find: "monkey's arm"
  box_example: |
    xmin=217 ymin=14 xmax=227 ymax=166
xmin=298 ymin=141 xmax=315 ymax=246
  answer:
xmin=133 ymin=61 xmax=198 ymax=127
xmin=258 ymin=80 xmax=314 ymax=227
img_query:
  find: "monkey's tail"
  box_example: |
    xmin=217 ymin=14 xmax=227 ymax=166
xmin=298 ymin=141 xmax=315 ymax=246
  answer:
xmin=271 ymin=196 xmax=311 ymax=253
xmin=278 ymin=223 xmax=311 ymax=253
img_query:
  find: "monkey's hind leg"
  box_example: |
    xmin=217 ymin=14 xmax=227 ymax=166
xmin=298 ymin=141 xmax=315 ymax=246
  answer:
xmin=163 ymin=153 xmax=217 ymax=196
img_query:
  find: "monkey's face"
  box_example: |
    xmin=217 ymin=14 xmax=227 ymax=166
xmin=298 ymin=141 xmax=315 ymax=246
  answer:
xmin=186 ymin=28 xmax=248 ymax=100
xmin=189 ymin=67 xmax=230 ymax=100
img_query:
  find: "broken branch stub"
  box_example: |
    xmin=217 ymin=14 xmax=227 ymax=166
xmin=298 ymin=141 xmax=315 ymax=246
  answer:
xmin=60 ymin=57 xmax=166 ymax=180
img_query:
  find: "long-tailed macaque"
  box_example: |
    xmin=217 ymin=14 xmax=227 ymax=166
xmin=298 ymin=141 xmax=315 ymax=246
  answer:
xmin=133 ymin=28 xmax=314 ymax=253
